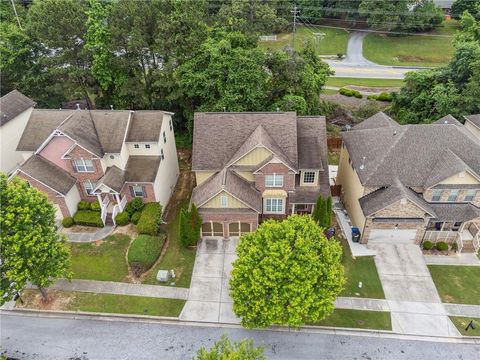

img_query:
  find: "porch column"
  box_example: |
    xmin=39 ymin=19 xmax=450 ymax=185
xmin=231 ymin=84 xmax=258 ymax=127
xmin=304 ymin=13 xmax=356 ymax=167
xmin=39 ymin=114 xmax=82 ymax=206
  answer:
xmin=96 ymin=193 xmax=103 ymax=206
xmin=114 ymin=193 xmax=122 ymax=211
xmin=291 ymin=203 xmax=295 ymax=215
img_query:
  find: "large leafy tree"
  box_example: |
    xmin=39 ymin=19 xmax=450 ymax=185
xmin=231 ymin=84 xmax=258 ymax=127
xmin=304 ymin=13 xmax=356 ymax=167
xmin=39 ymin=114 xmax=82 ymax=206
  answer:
xmin=230 ymin=215 xmax=345 ymax=328
xmin=390 ymin=9 xmax=480 ymax=123
xmin=359 ymin=0 xmax=443 ymax=32
xmin=195 ymin=335 xmax=265 ymax=360
xmin=452 ymin=0 xmax=480 ymax=20
xmin=0 ymin=174 xmax=72 ymax=303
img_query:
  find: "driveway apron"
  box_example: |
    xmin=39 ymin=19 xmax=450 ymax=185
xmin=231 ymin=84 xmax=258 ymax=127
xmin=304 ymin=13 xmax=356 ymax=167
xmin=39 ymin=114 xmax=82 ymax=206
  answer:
xmin=180 ymin=238 xmax=240 ymax=324
xmin=367 ymin=243 xmax=460 ymax=336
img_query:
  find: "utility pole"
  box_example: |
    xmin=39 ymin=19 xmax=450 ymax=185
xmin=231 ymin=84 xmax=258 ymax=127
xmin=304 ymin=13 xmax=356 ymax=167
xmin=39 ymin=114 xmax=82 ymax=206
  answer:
xmin=291 ymin=5 xmax=299 ymax=49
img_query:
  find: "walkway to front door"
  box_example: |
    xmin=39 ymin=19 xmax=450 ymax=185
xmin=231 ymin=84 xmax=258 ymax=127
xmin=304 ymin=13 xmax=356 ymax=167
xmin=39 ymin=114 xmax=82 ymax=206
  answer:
xmin=180 ymin=238 xmax=240 ymax=324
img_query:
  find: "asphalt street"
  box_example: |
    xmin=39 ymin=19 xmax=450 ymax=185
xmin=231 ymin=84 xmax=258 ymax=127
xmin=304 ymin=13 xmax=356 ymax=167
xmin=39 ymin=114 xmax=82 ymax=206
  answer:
xmin=1 ymin=314 xmax=479 ymax=360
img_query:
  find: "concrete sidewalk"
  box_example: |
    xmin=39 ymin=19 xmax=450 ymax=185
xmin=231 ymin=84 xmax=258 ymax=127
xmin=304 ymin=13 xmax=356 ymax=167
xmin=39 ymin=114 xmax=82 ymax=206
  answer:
xmin=31 ymin=279 xmax=189 ymax=300
xmin=424 ymin=253 xmax=480 ymax=266
xmin=63 ymin=226 xmax=114 ymax=242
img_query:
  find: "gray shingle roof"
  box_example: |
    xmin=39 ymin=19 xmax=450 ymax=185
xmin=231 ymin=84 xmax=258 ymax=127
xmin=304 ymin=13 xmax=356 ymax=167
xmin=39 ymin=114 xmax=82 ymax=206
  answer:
xmin=16 ymin=110 xmax=74 ymax=151
xmin=96 ymin=166 xmax=125 ymax=192
xmin=126 ymin=111 xmax=164 ymax=142
xmin=18 ymin=155 xmax=76 ymax=195
xmin=352 ymin=112 xmax=400 ymax=131
xmin=58 ymin=111 xmax=104 ymax=157
xmin=430 ymin=203 xmax=480 ymax=222
xmin=342 ymin=113 xmax=480 ymax=188
xmin=192 ymin=169 xmax=262 ymax=212
xmin=91 ymin=111 xmax=130 ymax=153
xmin=125 ymin=156 xmax=161 ymax=183
xmin=192 ymin=112 xmax=298 ymax=171
xmin=0 ymin=90 xmax=36 ymax=126
xmin=433 ymin=114 xmax=463 ymax=127
xmin=465 ymin=114 xmax=480 ymax=128
xmin=297 ymin=116 xmax=326 ymax=170
xmin=359 ymin=181 xmax=435 ymax=217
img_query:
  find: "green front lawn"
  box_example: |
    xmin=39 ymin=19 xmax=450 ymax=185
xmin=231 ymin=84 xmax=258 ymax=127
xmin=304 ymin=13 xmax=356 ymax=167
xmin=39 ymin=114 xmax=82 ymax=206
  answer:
xmin=338 ymin=236 xmax=385 ymax=299
xmin=449 ymin=316 xmax=480 ymax=336
xmin=143 ymin=200 xmax=196 ymax=287
xmin=363 ymin=21 xmax=458 ymax=67
xmin=311 ymin=309 xmax=391 ymax=330
xmin=428 ymin=265 xmax=480 ymax=305
xmin=19 ymin=289 xmax=185 ymax=317
xmin=326 ymin=77 xmax=404 ymax=88
xmin=258 ymin=26 xmax=348 ymax=55
xmin=69 ymin=234 xmax=130 ymax=282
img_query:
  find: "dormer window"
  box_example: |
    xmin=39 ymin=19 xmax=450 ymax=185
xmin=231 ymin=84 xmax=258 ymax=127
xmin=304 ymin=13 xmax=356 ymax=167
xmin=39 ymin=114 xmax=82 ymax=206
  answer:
xmin=431 ymin=189 xmax=442 ymax=202
xmin=464 ymin=189 xmax=477 ymax=202
xmin=303 ymin=171 xmax=315 ymax=184
xmin=265 ymin=174 xmax=283 ymax=187
xmin=220 ymin=195 xmax=228 ymax=207
xmin=447 ymin=189 xmax=459 ymax=202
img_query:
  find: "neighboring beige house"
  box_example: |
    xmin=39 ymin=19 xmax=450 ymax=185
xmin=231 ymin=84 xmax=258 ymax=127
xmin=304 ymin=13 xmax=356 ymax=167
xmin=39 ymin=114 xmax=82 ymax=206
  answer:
xmin=191 ymin=112 xmax=330 ymax=238
xmin=11 ymin=107 xmax=179 ymax=225
xmin=464 ymin=114 xmax=480 ymax=140
xmin=0 ymin=90 xmax=36 ymax=173
xmin=336 ymin=112 xmax=480 ymax=252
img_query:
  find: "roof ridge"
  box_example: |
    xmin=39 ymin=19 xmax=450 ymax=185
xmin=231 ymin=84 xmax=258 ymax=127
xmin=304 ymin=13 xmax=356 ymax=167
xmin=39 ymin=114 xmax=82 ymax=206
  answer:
xmin=85 ymin=109 xmax=104 ymax=154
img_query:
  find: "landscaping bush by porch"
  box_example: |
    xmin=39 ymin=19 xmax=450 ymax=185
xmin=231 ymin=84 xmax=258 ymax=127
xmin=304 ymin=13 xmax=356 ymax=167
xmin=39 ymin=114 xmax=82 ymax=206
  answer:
xmin=137 ymin=202 xmax=162 ymax=235
xmin=62 ymin=217 xmax=74 ymax=228
xmin=128 ymin=234 xmax=166 ymax=276
xmin=423 ymin=240 xmax=434 ymax=250
xmin=131 ymin=211 xmax=142 ymax=224
xmin=73 ymin=210 xmax=103 ymax=227
xmin=125 ymin=198 xmax=144 ymax=215
xmin=115 ymin=211 xmax=130 ymax=226
xmin=77 ymin=200 xmax=92 ymax=211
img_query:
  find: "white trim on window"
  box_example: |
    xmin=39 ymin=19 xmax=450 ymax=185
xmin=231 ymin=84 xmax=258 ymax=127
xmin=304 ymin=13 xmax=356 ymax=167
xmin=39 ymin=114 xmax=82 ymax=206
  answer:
xmin=447 ymin=189 xmax=459 ymax=202
xmin=464 ymin=189 xmax=477 ymax=202
xmin=265 ymin=174 xmax=283 ymax=187
xmin=83 ymin=180 xmax=96 ymax=196
xmin=264 ymin=198 xmax=284 ymax=214
xmin=132 ymin=185 xmax=144 ymax=197
xmin=303 ymin=171 xmax=315 ymax=184
xmin=220 ymin=195 xmax=228 ymax=207
xmin=74 ymin=159 xmax=94 ymax=172
xmin=431 ymin=189 xmax=443 ymax=202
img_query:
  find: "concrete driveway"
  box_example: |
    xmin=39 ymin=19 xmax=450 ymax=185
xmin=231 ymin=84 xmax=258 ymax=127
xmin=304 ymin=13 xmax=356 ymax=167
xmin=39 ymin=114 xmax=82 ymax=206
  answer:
xmin=180 ymin=238 xmax=240 ymax=324
xmin=367 ymin=242 xmax=459 ymax=336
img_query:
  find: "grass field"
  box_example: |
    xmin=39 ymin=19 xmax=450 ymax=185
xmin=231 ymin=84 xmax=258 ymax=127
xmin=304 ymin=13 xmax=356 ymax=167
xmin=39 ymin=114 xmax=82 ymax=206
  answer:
xmin=363 ymin=21 xmax=458 ymax=67
xmin=326 ymin=77 xmax=404 ymax=88
xmin=143 ymin=200 xmax=196 ymax=287
xmin=311 ymin=309 xmax=391 ymax=330
xmin=258 ymin=26 xmax=348 ymax=55
xmin=69 ymin=234 xmax=130 ymax=282
xmin=428 ymin=265 xmax=480 ymax=305
xmin=19 ymin=290 xmax=185 ymax=317
xmin=337 ymin=236 xmax=385 ymax=299
xmin=449 ymin=316 xmax=480 ymax=336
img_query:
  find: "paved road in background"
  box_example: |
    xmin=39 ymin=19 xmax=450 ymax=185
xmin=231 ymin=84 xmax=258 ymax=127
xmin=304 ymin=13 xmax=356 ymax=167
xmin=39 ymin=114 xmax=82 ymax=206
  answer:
xmin=2 ymin=314 xmax=479 ymax=360
xmin=326 ymin=31 xmax=429 ymax=79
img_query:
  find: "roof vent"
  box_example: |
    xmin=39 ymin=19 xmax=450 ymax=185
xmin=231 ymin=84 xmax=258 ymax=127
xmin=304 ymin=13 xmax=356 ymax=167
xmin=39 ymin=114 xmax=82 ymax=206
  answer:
xmin=393 ymin=130 xmax=397 ymax=136
xmin=359 ymin=156 xmax=366 ymax=170
xmin=444 ymin=120 xmax=448 ymax=124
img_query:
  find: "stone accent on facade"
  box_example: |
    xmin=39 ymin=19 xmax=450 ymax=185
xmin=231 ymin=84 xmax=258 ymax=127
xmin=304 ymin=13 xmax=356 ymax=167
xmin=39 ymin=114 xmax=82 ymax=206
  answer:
xmin=374 ymin=199 xmax=429 ymax=218
xmin=17 ymin=172 xmax=71 ymax=217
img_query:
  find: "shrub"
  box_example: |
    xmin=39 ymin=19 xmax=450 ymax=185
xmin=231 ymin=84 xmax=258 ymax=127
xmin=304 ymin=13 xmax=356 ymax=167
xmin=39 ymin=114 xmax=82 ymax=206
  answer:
xmin=125 ymin=198 xmax=144 ymax=215
xmin=339 ymin=88 xmax=362 ymax=98
xmin=127 ymin=234 xmax=166 ymax=276
xmin=73 ymin=210 xmax=103 ymax=227
xmin=137 ymin=202 xmax=162 ymax=235
xmin=131 ymin=211 xmax=142 ymax=225
xmin=115 ymin=211 xmax=130 ymax=226
xmin=62 ymin=216 xmax=74 ymax=228
xmin=78 ymin=200 xmax=91 ymax=211
xmin=90 ymin=200 xmax=101 ymax=212
xmin=436 ymin=241 xmax=448 ymax=251
xmin=179 ymin=204 xmax=202 ymax=247
xmin=376 ymin=92 xmax=393 ymax=102
xmin=423 ymin=241 xmax=434 ymax=250
xmin=451 ymin=242 xmax=458 ymax=252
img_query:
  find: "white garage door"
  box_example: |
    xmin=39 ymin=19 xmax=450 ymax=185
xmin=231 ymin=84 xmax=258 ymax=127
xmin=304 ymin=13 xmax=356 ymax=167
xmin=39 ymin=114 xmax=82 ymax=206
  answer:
xmin=53 ymin=204 xmax=63 ymax=221
xmin=368 ymin=229 xmax=417 ymax=244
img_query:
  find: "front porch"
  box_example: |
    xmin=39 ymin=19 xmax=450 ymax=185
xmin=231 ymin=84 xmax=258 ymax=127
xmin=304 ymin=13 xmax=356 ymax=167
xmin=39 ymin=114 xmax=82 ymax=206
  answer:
xmin=94 ymin=192 xmax=127 ymax=226
xmin=423 ymin=221 xmax=480 ymax=253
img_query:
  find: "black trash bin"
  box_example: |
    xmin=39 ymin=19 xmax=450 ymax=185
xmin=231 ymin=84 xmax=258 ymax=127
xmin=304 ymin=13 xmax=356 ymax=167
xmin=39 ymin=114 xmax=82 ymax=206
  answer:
xmin=351 ymin=227 xmax=361 ymax=243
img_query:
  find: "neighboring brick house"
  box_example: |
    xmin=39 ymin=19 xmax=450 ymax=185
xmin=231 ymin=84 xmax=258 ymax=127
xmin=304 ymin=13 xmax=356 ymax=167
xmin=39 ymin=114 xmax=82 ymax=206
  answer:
xmin=335 ymin=112 xmax=480 ymax=252
xmin=11 ymin=107 xmax=179 ymax=225
xmin=0 ymin=90 xmax=36 ymax=173
xmin=191 ymin=112 xmax=330 ymax=238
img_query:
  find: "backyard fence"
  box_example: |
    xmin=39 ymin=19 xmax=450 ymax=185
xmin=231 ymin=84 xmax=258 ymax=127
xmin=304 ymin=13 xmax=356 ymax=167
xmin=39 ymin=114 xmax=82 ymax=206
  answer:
xmin=327 ymin=137 xmax=342 ymax=150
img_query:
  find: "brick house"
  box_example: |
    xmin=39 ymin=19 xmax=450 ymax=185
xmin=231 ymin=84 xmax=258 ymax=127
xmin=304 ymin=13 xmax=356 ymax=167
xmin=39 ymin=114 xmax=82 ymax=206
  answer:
xmin=335 ymin=112 xmax=480 ymax=252
xmin=191 ymin=112 xmax=330 ymax=238
xmin=10 ymin=108 xmax=179 ymax=225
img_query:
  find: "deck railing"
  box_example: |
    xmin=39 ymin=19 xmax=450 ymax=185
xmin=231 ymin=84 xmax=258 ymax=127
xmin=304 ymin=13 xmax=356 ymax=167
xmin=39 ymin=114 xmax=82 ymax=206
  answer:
xmin=423 ymin=230 xmax=458 ymax=243
xmin=119 ymin=195 xmax=127 ymax=212
xmin=112 ymin=204 xmax=120 ymax=226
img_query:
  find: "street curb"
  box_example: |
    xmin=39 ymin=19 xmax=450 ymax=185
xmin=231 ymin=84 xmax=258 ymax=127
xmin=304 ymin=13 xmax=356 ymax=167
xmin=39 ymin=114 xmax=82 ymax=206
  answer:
xmin=3 ymin=307 xmax=480 ymax=345
xmin=391 ymin=65 xmax=433 ymax=70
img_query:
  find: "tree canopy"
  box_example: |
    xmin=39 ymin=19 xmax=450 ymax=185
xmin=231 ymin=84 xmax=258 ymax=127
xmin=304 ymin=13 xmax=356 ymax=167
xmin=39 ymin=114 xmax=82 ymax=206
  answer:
xmin=0 ymin=174 xmax=72 ymax=303
xmin=230 ymin=215 xmax=345 ymax=328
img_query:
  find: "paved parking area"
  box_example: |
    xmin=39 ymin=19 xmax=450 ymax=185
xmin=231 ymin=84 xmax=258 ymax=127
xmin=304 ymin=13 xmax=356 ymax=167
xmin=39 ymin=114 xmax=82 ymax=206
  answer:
xmin=367 ymin=243 xmax=460 ymax=336
xmin=179 ymin=238 xmax=240 ymax=324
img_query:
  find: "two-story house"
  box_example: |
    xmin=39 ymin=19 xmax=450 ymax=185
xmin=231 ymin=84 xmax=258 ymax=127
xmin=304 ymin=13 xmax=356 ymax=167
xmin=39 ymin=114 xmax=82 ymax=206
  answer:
xmin=11 ymin=108 xmax=179 ymax=225
xmin=191 ymin=112 xmax=330 ymax=238
xmin=0 ymin=90 xmax=36 ymax=173
xmin=336 ymin=112 xmax=480 ymax=252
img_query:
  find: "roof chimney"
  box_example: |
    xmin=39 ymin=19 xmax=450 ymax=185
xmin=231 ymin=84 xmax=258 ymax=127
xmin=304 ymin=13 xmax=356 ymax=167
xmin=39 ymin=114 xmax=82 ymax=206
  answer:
xmin=359 ymin=156 xmax=366 ymax=170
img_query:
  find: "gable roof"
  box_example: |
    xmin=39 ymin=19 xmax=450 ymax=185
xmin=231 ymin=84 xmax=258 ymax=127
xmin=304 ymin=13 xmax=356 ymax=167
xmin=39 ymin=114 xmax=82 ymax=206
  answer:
xmin=192 ymin=169 xmax=262 ymax=212
xmin=433 ymin=114 xmax=463 ymax=127
xmin=359 ymin=181 xmax=436 ymax=218
xmin=126 ymin=111 xmax=164 ymax=142
xmin=192 ymin=112 xmax=298 ymax=171
xmin=352 ymin=112 xmax=400 ymax=131
xmin=0 ymin=90 xmax=36 ymax=126
xmin=342 ymin=113 xmax=480 ymax=188
xmin=18 ymin=155 xmax=76 ymax=195
xmin=95 ymin=166 xmax=125 ymax=193
xmin=430 ymin=203 xmax=480 ymax=222
xmin=297 ymin=116 xmax=326 ymax=170
xmin=58 ymin=111 xmax=104 ymax=157
xmin=465 ymin=114 xmax=480 ymax=129
xmin=125 ymin=156 xmax=161 ymax=183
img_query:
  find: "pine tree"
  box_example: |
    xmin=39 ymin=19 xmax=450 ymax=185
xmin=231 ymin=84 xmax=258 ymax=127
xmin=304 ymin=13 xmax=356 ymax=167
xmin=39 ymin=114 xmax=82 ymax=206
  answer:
xmin=189 ymin=203 xmax=202 ymax=246
xmin=325 ymin=196 xmax=332 ymax=227
xmin=179 ymin=208 xmax=190 ymax=247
